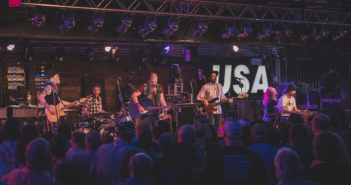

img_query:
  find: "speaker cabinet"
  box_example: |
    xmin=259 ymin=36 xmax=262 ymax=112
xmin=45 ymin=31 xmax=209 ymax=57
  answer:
xmin=158 ymin=114 xmax=173 ymax=134
xmin=7 ymin=105 xmax=37 ymax=118
xmin=175 ymin=104 xmax=196 ymax=131
xmin=237 ymin=100 xmax=255 ymax=122
xmin=0 ymin=108 xmax=7 ymax=119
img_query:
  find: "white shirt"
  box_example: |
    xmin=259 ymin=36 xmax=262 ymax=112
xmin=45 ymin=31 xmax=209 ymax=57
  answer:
xmin=197 ymin=82 xmax=227 ymax=114
xmin=278 ymin=94 xmax=296 ymax=117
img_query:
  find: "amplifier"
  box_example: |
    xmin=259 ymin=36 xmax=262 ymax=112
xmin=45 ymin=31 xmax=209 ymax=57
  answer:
xmin=175 ymin=104 xmax=196 ymax=130
xmin=158 ymin=113 xmax=173 ymax=134
xmin=237 ymin=100 xmax=255 ymax=122
xmin=320 ymin=99 xmax=341 ymax=111
xmin=0 ymin=108 xmax=7 ymax=119
xmin=7 ymin=105 xmax=38 ymax=118
xmin=320 ymin=86 xmax=340 ymax=99
xmin=296 ymin=92 xmax=319 ymax=110
xmin=7 ymin=74 xmax=24 ymax=82
xmin=8 ymin=67 xmax=24 ymax=74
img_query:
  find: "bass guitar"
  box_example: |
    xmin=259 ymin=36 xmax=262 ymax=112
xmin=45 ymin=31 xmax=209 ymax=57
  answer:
xmin=129 ymin=99 xmax=169 ymax=118
xmin=46 ymin=98 xmax=86 ymax=122
xmin=198 ymin=94 xmax=248 ymax=115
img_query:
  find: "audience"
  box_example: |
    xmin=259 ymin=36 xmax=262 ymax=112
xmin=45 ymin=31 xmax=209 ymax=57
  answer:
xmin=101 ymin=133 xmax=114 ymax=144
xmin=157 ymin=120 xmax=171 ymax=133
xmin=20 ymin=125 xmax=39 ymax=140
xmin=138 ymin=132 xmax=160 ymax=162
xmin=327 ymin=111 xmax=341 ymax=135
xmin=1 ymin=138 xmax=56 ymax=185
xmin=66 ymin=131 xmax=85 ymax=160
xmin=152 ymin=126 xmax=165 ymax=153
xmin=118 ymin=153 xmax=153 ymax=185
xmin=53 ymin=159 xmax=86 ymax=185
xmin=14 ymin=138 xmax=32 ymax=169
xmin=274 ymin=148 xmax=318 ymax=185
xmin=288 ymin=113 xmax=304 ymax=125
xmin=116 ymin=150 xmax=140 ymax=184
xmin=41 ymin=131 xmax=54 ymax=143
xmin=47 ymin=134 xmax=67 ymax=174
xmin=57 ymin=123 xmax=72 ymax=150
xmin=342 ymin=130 xmax=351 ymax=158
xmin=0 ymin=118 xmax=21 ymax=172
xmin=311 ymin=113 xmax=330 ymax=135
xmin=336 ymin=110 xmax=349 ymax=131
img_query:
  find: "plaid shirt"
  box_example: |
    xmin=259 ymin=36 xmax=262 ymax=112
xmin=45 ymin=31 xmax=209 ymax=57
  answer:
xmin=0 ymin=140 xmax=19 ymax=172
xmin=83 ymin=94 xmax=102 ymax=116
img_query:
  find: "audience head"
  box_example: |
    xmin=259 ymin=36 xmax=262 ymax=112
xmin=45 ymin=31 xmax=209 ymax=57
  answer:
xmin=318 ymin=109 xmax=329 ymax=115
xmin=58 ymin=123 xmax=72 ymax=140
xmin=327 ymin=111 xmax=340 ymax=129
xmin=152 ymin=126 xmax=165 ymax=142
xmin=303 ymin=115 xmax=314 ymax=127
xmin=138 ymin=132 xmax=153 ymax=151
xmin=71 ymin=131 xmax=85 ymax=149
xmin=117 ymin=122 xmax=135 ymax=144
xmin=274 ymin=148 xmax=303 ymax=182
xmin=342 ymin=130 xmax=351 ymax=158
xmin=289 ymin=124 xmax=308 ymax=147
xmin=207 ymin=124 xmax=219 ymax=143
xmin=267 ymin=127 xmax=281 ymax=148
xmin=3 ymin=117 xmax=20 ymax=140
xmin=20 ymin=124 xmax=39 ymax=140
xmin=101 ymin=134 xmax=114 ymax=144
xmin=85 ymin=130 xmax=101 ymax=150
xmin=25 ymin=138 xmax=51 ymax=170
xmin=223 ymin=117 xmax=237 ymax=125
xmin=313 ymin=131 xmax=340 ymax=163
xmin=120 ymin=150 xmax=140 ymax=182
xmin=311 ymin=113 xmax=330 ymax=135
xmin=49 ymin=134 xmax=67 ymax=159
xmin=15 ymin=138 xmax=32 ymax=165
xmin=336 ymin=110 xmax=347 ymax=124
xmin=224 ymin=121 xmax=242 ymax=145
xmin=53 ymin=159 xmax=85 ymax=185
xmin=158 ymin=133 xmax=176 ymax=154
xmin=41 ymin=131 xmax=54 ymax=142
xmin=157 ymin=120 xmax=171 ymax=133
xmin=178 ymin=124 xmax=196 ymax=144
xmin=278 ymin=122 xmax=291 ymax=145
xmin=251 ymin=124 xmax=267 ymax=144
xmin=136 ymin=122 xmax=152 ymax=137
xmin=193 ymin=121 xmax=212 ymax=146
xmin=128 ymin=153 xmax=153 ymax=180
xmin=288 ymin=113 xmax=304 ymax=125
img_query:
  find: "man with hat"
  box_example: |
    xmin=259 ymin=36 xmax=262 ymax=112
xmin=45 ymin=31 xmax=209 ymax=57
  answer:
xmin=278 ymin=83 xmax=308 ymax=118
xmin=38 ymin=68 xmax=75 ymax=133
xmin=90 ymin=121 xmax=138 ymax=185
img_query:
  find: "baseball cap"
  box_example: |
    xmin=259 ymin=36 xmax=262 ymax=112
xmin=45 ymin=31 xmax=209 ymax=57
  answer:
xmin=224 ymin=121 xmax=242 ymax=138
xmin=286 ymin=83 xmax=298 ymax=91
xmin=251 ymin=124 xmax=267 ymax=139
xmin=117 ymin=122 xmax=135 ymax=134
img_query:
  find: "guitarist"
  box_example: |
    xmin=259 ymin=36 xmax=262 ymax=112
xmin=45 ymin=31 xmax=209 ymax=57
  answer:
xmin=197 ymin=71 xmax=233 ymax=130
xmin=131 ymin=73 xmax=168 ymax=125
xmin=38 ymin=68 xmax=75 ymax=134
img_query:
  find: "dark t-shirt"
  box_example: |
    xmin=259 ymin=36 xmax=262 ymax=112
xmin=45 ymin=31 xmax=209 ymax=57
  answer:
xmin=291 ymin=146 xmax=315 ymax=174
xmin=151 ymin=156 xmax=192 ymax=185
xmin=262 ymin=100 xmax=278 ymax=123
xmin=304 ymin=163 xmax=351 ymax=185
xmin=175 ymin=142 xmax=202 ymax=169
xmin=201 ymin=146 xmax=268 ymax=185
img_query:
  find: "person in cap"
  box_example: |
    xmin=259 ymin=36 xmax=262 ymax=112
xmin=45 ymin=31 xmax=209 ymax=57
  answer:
xmin=278 ymin=83 xmax=308 ymax=118
xmin=90 ymin=122 xmax=138 ymax=185
xmin=201 ymin=120 xmax=268 ymax=185
xmin=38 ymin=68 xmax=76 ymax=133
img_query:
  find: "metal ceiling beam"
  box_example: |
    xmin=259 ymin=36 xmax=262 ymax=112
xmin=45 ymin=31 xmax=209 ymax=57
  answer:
xmin=20 ymin=0 xmax=351 ymax=27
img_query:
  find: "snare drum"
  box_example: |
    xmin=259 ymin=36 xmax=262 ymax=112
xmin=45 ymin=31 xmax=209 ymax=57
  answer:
xmin=117 ymin=114 xmax=131 ymax=123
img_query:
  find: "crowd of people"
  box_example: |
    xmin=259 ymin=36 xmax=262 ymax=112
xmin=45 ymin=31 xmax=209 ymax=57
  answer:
xmin=0 ymin=107 xmax=350 ymax=185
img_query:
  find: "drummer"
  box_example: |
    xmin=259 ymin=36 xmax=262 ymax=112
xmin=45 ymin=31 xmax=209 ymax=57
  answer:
xmin=82 ymin=84 xmax=113 ymax=122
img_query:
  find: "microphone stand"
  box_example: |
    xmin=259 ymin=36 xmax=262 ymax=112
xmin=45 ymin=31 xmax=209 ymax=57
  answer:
xmin=116 ymin=78 xmax=127 ymax=119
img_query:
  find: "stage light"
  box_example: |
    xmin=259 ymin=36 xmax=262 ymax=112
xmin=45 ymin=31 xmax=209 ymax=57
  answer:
xmin=258 ymin=24 xmax=274 ymax=41
xmin=112 ymin=47 xmax=121 ymax=62
xmin=55 ymin=46 xmax=65 ymax=61
xmin=156 ymin=46 xmax=169 ymax=66
xmin=7 ymin=45 xmax=15 ymax=51
xmin=233 ymin=45 xmax=239 ymax=52
xmin=86 ymin=47 xmax=94 ymax=62
xmin=163 ymin=18 xmax=179 ymax=38
xmin=117 ymin=16 xmax=133 ymax=35
xmin=59 ymin=12 xmax=76 ymax=34
xmin=139 ymin=17 xmax=157 ymax=37
xmin=301 ymin=26 xmax=316 ymax=43
xmin=275 ymin=26 xmax=292 ymax=43
xmin=314 ymin=27 xmax=329 ymax=43
xmin=222 ymin=22 xmax=237 ymax=40
xmin=333 ymin=29 xmax=347 ymax=43
xmin=105 ymin=46 xmax=112 ymax=52
xmin=32 ymin=13 xmax=46 ymax=28
xmin=88 ymin=14 xmax=104 ymax=34
xmin=164 ymin=46 xmax=170 ymax=54
xmin=237 ymin=23 xmax=252 ymax=40
xmin=25 ymin=46 xmax=34 ymax=61
xmin=193 ymin=21 xmax=209 ymax=38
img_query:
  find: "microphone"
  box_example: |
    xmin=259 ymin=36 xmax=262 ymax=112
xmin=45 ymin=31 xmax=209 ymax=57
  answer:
xmin=112 ymin=77 xmax=121 ymax=80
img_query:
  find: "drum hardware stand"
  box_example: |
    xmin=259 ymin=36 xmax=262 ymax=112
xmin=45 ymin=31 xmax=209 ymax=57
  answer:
xmin=114 ymin=77 xmax=130 ymax=121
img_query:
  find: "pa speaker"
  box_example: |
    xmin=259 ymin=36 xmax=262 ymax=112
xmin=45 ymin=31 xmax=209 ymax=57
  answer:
xmin=175 ymin=104 xmax=196 ymax=129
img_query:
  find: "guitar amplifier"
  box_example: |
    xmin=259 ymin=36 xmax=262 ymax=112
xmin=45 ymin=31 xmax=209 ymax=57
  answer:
xmin=175 ymin=104 xmax=196 ymax=130
xmin=0 ymin=108 xmax=7 ymax=119
xmin=7 ymin=105 xmax=38 ymax=118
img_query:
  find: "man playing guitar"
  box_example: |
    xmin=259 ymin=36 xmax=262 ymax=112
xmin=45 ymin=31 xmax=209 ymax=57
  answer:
xmin=197 ymin=71 xmax=233 ymax=130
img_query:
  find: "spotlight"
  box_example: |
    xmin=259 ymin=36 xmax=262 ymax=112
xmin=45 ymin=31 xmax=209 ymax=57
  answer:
xmin=164 ymin=46 xmax=170 ymax=54
xmin=32 ymin=12 xmax=46 ymax=28
xmin=163 ymin=18 xmax=179 ymax=38
xmin=86 ymin=47 xmax=94 ymax=62
xmin=25 ymin=46 xmax=34 ymax=61
xmin=193 ymin=21 xmax=209 ymax=38
xmin=314 ymin=27 xmax=329 ymax=43
xmin=55 ymin=46 xmax=65 ymax=61
xmin=156 ymin=46 xmax=169 ymax=66
xmin=59 ymin=12 xmax=76 ymax=34
xmin=222 ymin=22 xmax=237 ymax=40
xmin=275 ymin=25 xmax=292 ymax=43
xmin=233 ymin=45 xmax=239 ymax=52
xmin=112 ymin=47 xmax=121 ymax=62
xmin=237 ymin=23 xmax=252 ymax=40
xmin=139 ymin=17 xmax=157 ymax=37
xmin=333 ymin=29 xmax=347 ymax=43
xmin=300 ymin=26 xmax=316 ymax=43
xmin=105 ymin=46 xmax=112 ymax=52
xmin=117 ymin=16 xmax=133 ymax=35
xmin=88 ymin=14 xmax=105 ymax=34
xmin=258 ymin=24 xmax=274 ymax=41
xmin=7 ymin=45 xmax=15 ymax=51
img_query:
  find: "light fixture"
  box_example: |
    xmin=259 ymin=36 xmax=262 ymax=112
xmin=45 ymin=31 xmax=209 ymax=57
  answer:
xmin=232 ymin=45 xmax=239 ymax=52
xmin=258 ymin=24 xmax=274 ymax=41
xmin=117 ymin=15 xmax=133 ymax=35
xmin=105 ymin=46 xmax=112 ymax=52
xmin=139 ymin=17 xmax=157 ymax=37
xmin=86 ymin=47 xmax=94 ymax=62
xmin=222 ymin=22 xmax=237 ymax=40
xmin=88 ymin=14 xmax=104 ymax=34
xmin=55 ymin=46 xmax=65 ymax=61
xmin=163 ymin=18 xmax=179 ymax=38
xmin=112 ymin=46 xmax=121 ymax=62
xmin=275 ymin=25 xmax=292 ymax=43
xmin=59 ymin=12 xmax=76 ymax=34
xmin=164 ymin=46 xmax=170 ymax=54
xmin=333 ymin=29 xmax=347 ymax=43
xmin=156 ymin=46 xmax=169 ymax=66
xmin=314 ymin=27 xmax=329 ymax=43
xmin=25 ymin=46 xmax=34 ymax=61
xmin=300 ymin=26 xmax=316 ymax=43
xmin=7 ymin=45 xmax=15 ymax=51
xmin=237 ymin=23 xmax=252 ymax=40
xmin=193 ymin=21 xmax=209 ymax=38
xmin=32 ymin=12 xmax=46 ymax=28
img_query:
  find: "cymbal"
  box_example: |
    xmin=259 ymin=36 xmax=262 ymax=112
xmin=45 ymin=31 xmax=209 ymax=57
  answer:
xmin=63 ymin=109 xmax=79 ymax=112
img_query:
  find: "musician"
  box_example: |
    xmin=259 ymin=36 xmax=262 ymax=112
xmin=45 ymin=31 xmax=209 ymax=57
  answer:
xmin=197 ymin=71 xmax=233 ymax=130
xmin=38 ymin=68 xmax=74 ymax=133
xmin=131 ymin=73 xmax=168 ymax=123
xmin=262 ymin=87 xmax=278 ymax=124
xmin=278 ymin=84 xmax=308 ymax=118
xmin=82 ymin=84 xmax=112 ymax=121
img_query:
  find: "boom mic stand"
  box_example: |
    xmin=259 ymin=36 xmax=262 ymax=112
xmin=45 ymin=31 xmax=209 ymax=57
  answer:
xmin=115 ymin=77 xmax=128 ymax=120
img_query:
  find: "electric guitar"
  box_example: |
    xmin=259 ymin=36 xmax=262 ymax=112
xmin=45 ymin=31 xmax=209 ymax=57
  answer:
xmin=46 ymin=98 xmax=86 ymax=122
xmin=198 ymin=94 xmax=249 ymax=115
xmin=129 ymin=99 xmax=169 ymax=118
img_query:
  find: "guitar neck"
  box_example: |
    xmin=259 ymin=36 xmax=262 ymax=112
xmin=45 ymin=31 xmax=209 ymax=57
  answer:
xmin=211 ymin=98 xmax=237 ymax=106
xmin=144 ymin=106 xmax=168 ymax=110
xmin=60 ymin=104 xmax=75 ymax=111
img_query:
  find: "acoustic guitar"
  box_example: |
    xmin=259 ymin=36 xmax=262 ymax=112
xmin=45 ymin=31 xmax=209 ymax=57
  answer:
xmin=46 ymin=98 xmax=86 ymax=122
xmin=128 ymin=99 xmax=169 ymax=118
xmin=198 ymin=94 xmax=249 ymax=115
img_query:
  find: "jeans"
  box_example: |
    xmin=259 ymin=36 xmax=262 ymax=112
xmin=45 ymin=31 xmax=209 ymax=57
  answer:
xmin=51 ymin=122 xmax=58 ymax=134
xmin=208 ymin=112 xmax=221 ymax=130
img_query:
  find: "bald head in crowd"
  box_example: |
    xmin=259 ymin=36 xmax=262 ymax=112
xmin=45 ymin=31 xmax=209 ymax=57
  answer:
xmin=25 ymin=138 xmax=51 ymax=170
xmin=178 ymin=124 xmax=196 ymax=144
xmin=311 ymin=113 xmax=331 ymax=135
xmin=129 ymin=153 xmax=153 ymax=180
xmin=85 ymin=130 xmax=101 ymax=150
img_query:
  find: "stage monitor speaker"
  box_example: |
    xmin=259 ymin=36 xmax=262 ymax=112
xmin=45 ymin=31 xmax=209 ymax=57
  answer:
xmin=158 ymin=114 xmax=173 ymax=134
xmin=175 ymin=104 xmax=196 ymax=130
xmin=320 ymin=99 xmax=341 ymax=111
xmin=7 ymin=105 xmax=37 ymax=118
xmin=0 ymin=108 xmax=7 ymax=119
xmin=296 ymin=92 xmax=319 ymax=109
xmin=237 ymin=100 xmax=255 ymax=122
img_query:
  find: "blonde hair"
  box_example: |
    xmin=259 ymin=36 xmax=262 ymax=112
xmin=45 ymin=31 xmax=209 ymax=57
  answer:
xmin=263 ymin=87 xmax=277 ymax=104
